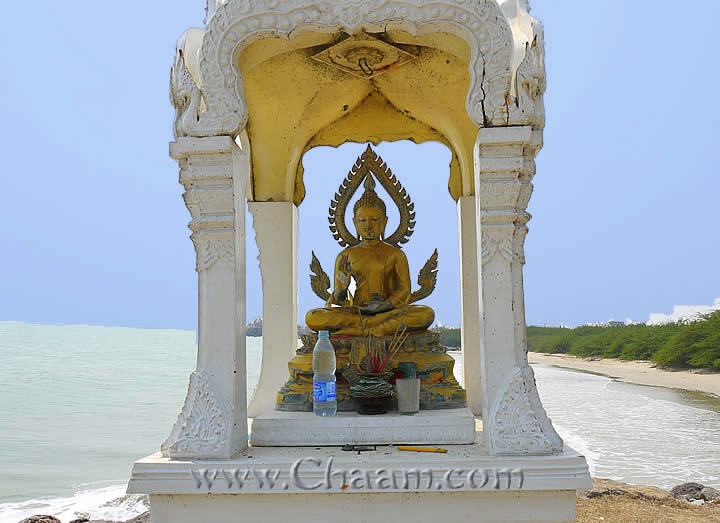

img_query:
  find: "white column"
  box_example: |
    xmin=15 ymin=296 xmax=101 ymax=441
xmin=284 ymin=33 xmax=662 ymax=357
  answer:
xmin=161 ymin=136 xmax=249 ymax=459
xmin=247 ymin=201 xmax=299 ymax=417
xmin=457 ymin=196 xmax=482 ymax=416
xmin=475 ymin=127 xmax=563 ymax=456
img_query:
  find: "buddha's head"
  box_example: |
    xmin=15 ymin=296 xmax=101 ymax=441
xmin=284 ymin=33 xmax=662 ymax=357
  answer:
xmin=353 ymin=176 xmax=387 ymax=241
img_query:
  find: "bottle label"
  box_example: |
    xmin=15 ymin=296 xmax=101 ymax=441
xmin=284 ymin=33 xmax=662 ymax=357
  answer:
xmin=314 ymin=381 xmax=336 ymax=403
xmin=314 ymin=382 xmax=326 ymax=402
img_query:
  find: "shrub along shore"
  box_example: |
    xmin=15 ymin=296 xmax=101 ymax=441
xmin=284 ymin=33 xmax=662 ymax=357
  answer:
xmin=435 ymin=310 xmax=720 ymax=371
xmin=528 ymin=311 xmax=720 ymax=371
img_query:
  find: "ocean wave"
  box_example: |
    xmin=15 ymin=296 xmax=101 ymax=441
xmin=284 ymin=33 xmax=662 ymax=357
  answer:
xmin=0 ymin=484 xmax=147 ymax=523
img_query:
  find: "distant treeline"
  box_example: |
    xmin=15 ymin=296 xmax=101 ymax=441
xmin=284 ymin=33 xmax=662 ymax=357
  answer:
xmin=433 ymin=310 xmax=720 ymax=370
xmin=528 ymin=311 xmax=720 ymax=371
xmin=433 ymin=327 xmax=461 ymax=348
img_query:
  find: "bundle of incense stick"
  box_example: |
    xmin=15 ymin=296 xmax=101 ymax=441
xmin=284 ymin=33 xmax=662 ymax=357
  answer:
xmin=366 ymin=325 xmax=408 ymax=374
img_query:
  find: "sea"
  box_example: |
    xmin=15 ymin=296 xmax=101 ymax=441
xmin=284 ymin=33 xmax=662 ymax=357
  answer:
xmin=1 ymin=321 xmax=719 ymax=522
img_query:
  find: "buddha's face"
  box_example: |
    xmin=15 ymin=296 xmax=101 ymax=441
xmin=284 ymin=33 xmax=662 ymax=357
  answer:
xmin=353 ymin=206 xmax=387 ymax=241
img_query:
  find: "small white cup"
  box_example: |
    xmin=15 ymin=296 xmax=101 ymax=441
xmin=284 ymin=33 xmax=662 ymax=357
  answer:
xmin=395 ymin=378 xmax=421 ymax=414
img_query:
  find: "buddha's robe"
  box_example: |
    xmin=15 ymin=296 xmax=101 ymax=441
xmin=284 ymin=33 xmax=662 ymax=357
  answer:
xmin=306 ymin=241 xmax=434 ymax=336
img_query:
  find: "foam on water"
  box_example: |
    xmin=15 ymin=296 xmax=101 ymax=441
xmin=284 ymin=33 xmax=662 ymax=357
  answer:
xmin=533 ymin=364 xmax=720 ymax=489
xmin=0 ymin=483 xmax=146 ymax=522
xmin=453 ymin=355 xmax=720 ymax=489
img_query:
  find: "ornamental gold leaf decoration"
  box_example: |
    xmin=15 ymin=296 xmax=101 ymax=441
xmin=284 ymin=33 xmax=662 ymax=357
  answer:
xmin=410 ymin=249 xmax=439 ymax=304
xmin=328 ymin=145 xmax=415 ymax=248
xmin=309 ymin=251 xmax=331 ymax=302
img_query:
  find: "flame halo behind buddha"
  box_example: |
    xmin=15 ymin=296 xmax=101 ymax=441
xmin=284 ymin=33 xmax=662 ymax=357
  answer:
xmin=276 ymin=146 xmax=466 ymax=412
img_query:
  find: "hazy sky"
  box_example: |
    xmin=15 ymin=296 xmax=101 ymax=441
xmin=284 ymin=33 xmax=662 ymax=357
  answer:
xmin=1 ymin=2 xmax=718 ymax=329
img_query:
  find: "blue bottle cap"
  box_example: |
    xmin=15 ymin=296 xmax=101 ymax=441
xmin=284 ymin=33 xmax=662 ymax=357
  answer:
xmin=318 ymin=330 xmax=330 ymax=339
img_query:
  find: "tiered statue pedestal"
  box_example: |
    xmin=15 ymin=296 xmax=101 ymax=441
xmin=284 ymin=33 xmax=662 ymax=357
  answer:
xmin=128 ymin=436 xmax=592 ymax=523
xmin=277 ymin=331 xmax=467 ymax=412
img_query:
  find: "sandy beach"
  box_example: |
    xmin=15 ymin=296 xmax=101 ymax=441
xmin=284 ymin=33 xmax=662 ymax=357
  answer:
xmin=529 ymin=352 xmax=720 ymax=398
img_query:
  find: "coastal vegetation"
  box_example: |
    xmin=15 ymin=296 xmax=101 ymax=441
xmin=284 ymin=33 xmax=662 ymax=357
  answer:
xmin=529 ymin=311 xmax=720 ymax=371
xmin=433 ymin=326 xmax=461 ymax=348
xmin=434 ymin=310 xmax=720 ymax=371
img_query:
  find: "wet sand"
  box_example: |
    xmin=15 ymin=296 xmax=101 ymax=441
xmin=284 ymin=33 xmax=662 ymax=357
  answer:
xmin=529 ymin=352 xmax=720 ymax=398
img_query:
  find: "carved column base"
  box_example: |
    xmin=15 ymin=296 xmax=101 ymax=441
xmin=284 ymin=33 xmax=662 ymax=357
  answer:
xmin=161 ymin=371 xmax=231 ymax=459
xmin=487 ymin=366 xmax=563 ymax=456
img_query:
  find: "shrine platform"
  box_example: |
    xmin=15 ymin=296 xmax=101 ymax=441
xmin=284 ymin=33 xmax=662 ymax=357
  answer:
xmin=128 ymin=435 xmax=591 ymax=523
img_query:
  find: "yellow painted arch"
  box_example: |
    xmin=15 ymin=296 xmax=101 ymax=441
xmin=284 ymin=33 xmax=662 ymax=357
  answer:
xmin=239 ymin=30 xmax=479 ymax=205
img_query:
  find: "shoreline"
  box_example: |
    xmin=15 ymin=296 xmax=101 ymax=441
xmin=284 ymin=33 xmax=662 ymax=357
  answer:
xmin=6 ymin=479 xmax=720 ymax=523
xmin=528 ymin=352 xmax=720 ymax=398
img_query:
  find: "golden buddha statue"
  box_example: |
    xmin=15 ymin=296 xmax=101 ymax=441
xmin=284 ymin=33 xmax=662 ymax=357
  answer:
xmin=305 ymin=175 xmax=435 ymax=337
xmin=276 ymin=146 xmax=466 ymax=412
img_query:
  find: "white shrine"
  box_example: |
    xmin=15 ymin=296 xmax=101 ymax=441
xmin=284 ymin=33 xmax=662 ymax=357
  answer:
xmin=128 ymin=1 xmax=592 ymax=521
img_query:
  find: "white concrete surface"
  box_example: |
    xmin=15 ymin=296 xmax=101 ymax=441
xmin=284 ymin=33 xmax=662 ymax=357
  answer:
xmin=250 ymin=409 xmax=477 ymax=446
xmin=247 ymin=202 xmax=299 ymax=418
xmin=148 ymin=490 xmax=578 ymax=523
xmin=458 ymin=196 xmax=483 ymax=416
xmin=129 ymin=443 xmax=591 ymax=495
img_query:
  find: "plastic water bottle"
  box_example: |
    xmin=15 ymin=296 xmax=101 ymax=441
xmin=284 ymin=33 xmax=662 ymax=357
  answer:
xmin=312 ymin=330 xmax=337 ymax=416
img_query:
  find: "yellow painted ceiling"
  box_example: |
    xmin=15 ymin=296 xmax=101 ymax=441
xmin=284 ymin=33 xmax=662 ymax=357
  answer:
xmin=239 ymin=30 xmax=478 ymax=204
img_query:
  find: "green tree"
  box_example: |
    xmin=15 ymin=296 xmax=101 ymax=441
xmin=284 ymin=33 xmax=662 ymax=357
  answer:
xmin=526 ymin=311 xmax=720 ymax=371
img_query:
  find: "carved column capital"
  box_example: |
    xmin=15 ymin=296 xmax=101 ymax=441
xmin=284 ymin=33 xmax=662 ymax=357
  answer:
xmin=171 ymin=137 xmax=243 ymax=273
xmin=191 ymin=235 xmax=235 ymax=272
xmin=481 ymin=228 xmax=514 ymax=267
xmin=172 ymin=137 xmax=238 ymax=226
xmin=512 ymin=223 xmax=529 ymax=266
xmin=476 ymin=127 xmax=540 ymax=231
xmin=477 ymin=127 xmax=538 ymax=267
xmin=481 ymin=226 xmax=530 ymax=267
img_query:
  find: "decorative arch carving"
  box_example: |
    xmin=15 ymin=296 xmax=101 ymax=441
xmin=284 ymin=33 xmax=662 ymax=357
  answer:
xmin=183 ymin=0 xmax=515 ymax=137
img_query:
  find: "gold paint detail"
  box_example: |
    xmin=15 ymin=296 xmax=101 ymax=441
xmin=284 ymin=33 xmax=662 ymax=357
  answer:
xmin=328 ymin=145 xmax=415 ymax=247
xmin=185 ymin=0 xmax=516 ymax=136
xmin=410 ymin=249 xmax=439 ymax=304
xmin=309 ymin=251 xmax=331 ymax=303
xmin=240 ymin=33 xmax=477 ymax=203
xmin=276 ymin=332 xmax=466 ymax=412
xmin=309 ymin=249 xmax=438 ymax=305
xmin=307 ymin=148 xmax=438 ymax=336
xmin=311 ymin=33 xmax=416 ymax=80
